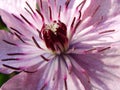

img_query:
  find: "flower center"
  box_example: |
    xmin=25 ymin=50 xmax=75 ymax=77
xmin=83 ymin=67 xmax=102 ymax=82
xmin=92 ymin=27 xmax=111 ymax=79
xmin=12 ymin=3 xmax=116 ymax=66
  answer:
xmin=41 ymin=20 xmax=68 ymax=54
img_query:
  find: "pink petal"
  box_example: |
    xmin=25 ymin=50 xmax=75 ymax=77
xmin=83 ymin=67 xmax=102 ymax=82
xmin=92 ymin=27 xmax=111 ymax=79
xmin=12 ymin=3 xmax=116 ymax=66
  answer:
xmin=0 ymin=30 xmax=46 ymax=74
xmin=82 ymin=0 xmax=112 ymax=27
xmin=0 ymin=0 xmax=36 ymax=15
xmin=109 ymin=0 xmax=120 ymax=16
xmin=1 ymin=57 xmax=90 ymax=90
xmin=0 ymin=30 xmax=23 ymax=73
xmin=1 ymin=71 xmax=43 ymax=90
xmin=71 ymin=49 xmax=120 ymax=90
xmin=73 ymin=14 xmax=120 ymax=44
xmin=0 ymin=9 xmax=39 ymax=38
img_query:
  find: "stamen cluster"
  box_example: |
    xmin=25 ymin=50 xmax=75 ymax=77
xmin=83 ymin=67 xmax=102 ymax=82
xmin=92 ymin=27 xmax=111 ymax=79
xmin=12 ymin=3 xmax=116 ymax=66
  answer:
xmin=41 ymin=20 xmax=68 ymax=53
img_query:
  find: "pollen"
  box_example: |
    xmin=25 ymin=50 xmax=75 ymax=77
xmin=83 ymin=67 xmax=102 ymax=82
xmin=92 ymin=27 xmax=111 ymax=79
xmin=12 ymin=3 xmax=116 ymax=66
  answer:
xmin=45 ymin=22 xmax=59 ymax=35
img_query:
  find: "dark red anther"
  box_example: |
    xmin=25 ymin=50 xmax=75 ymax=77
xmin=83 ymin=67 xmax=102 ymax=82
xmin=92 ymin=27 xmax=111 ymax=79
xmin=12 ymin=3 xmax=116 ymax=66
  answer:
xmin=41 ymin=21 xmax=68 ymax=52
xmin=57 ymin=20 xmax=67 ymax=36
xmin=43 ymin=29 xmax=57 ymax=51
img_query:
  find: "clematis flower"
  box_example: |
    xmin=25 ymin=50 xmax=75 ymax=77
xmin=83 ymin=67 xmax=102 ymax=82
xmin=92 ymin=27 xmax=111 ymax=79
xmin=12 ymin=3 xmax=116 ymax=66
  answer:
xmin=0 ymin=0 xmax=120 ymax=90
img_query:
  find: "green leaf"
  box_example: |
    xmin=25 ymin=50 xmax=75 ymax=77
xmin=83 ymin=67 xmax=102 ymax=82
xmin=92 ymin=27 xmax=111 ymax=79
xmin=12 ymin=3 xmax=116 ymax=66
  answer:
xmin=0 ymin=73 xmax=9 ymax=87
xmin=0 ymin=16 xmax=8 ymax=31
